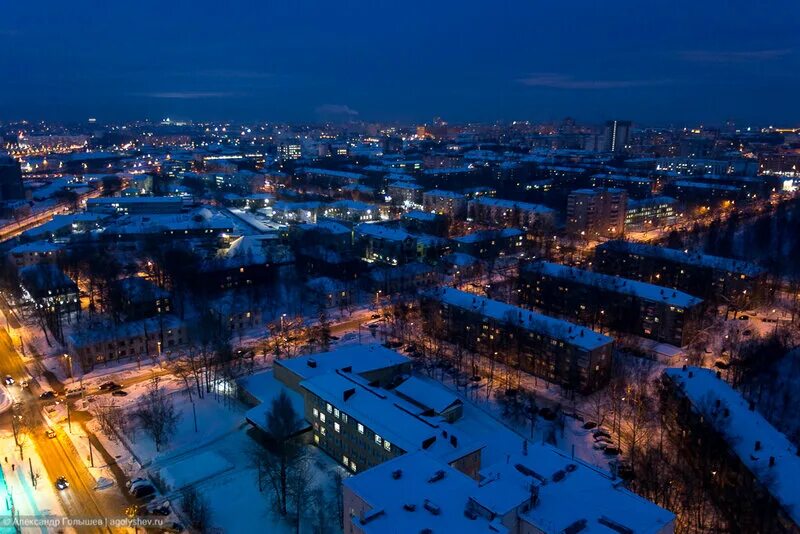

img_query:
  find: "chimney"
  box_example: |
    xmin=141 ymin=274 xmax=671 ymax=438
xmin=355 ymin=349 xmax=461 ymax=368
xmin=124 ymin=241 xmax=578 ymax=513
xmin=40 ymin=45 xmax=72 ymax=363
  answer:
xmin=392 ymin=469 xmax=402 ymax=480
xmin=450 ymin=435 xmax=458 ymax=447
xmin=307 ymin=358 xmax=317 ymax=368
xmin=682 ymin=364 xmax=687 ymax=371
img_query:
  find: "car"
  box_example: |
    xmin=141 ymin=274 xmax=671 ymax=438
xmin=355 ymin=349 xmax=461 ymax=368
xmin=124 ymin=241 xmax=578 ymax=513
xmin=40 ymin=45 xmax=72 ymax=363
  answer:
xmin=46 ymin=429 xmax=57 ymax=439
xmin=126 ymin=477 xmax=148 ymax=489
xmin=582 ymin=421 xmax=597 ymax=430
xmin=4 ymin=375 xmax=14 ymax=385
xmin=111 ymin=389 xmax=128 ymax=397
xmin=738 ymin=315 xmax=749 ymax=321
xmin=149 ymin=501 xmax=171 ymax=516
xmin=99 ymin=381 xmax=122 ymax=391
xmin=743 ymin=329 xmax=752 ymax=336
xmin=55 ymin=476 xmax=69 ymax=490
xmin=131 ymin=484 xmax=156 ymax=500
xmin=329 ymin=335 xmax=340 ymax=341
xmin=370 ymin=314 xmax=381 ymax=320
xmin=40 ymin=390 xmax=57 ymax=400
xmin=65 ymin=386 xmax=86 ymax=397
xmin=592 ymin=442 xmax=608 ymax=451
xmin=604 ymin=446 xmax=620 ymax=456
xmin=593 ymin=429 xmax=612 ymax=439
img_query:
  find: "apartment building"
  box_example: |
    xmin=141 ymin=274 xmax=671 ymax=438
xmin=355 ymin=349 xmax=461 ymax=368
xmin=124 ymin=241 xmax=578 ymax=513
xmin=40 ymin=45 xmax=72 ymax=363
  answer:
xmin=520 ymin=262 xmax=704 ymax=346
xmin=421 ymin=287 xmax=613 ymax=393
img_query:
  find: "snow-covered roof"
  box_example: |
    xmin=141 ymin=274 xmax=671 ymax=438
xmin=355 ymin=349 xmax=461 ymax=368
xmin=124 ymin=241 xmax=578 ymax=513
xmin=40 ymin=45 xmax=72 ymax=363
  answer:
xmin=427 ymin=287 xmax=612 ymax=351
xmin=355 ymin=223 xmax=414 ymax=242
xmin=523 ymin=262 xmax=703 ymax=308
xmin=403 ymin=210 xmax=440 ymax=222
xmin=69 ymin=315 xmax=183 ymax=347
xmin=665 ymin=367 xmax=800 ymax=524
xmin=453 ymin=228 xmax=523 ymax=244
xmin=592 ymin=173 xmax=653 ymax=184
xmin=441 ymin=252 xmax=479 ymax=267
xmin=302 ymin=167 xmax=365 ymax=180
xmin=395 ymin=376 xmax=461 ymax=414
xmin=240 ymin=371 xmax=309 ymax=435
xmin=388 ymin=181 xmax=423 ymax=190
xmin=9 ymin=241 xmax=62 ymax=254
xmin=627 ymin=196 xmax=677 ymax=209
xmin=475 ymin=449 xmax=676 ymax=533
xmin=277 ymin=345 xmax=410 ymax=383
xmin=598 ymin=241 xmax=765 ymax=276
xmin=344 ymin=451 xmax=504 ymax=534
xmin=470 ymin=197 xmax=555 ymax=215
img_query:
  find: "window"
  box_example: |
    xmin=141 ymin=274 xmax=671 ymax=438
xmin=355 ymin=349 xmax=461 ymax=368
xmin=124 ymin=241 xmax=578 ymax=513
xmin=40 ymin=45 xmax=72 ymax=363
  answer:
xmin=313 ymin=408 xmax=319 ymax=418
xmin=342 ymin=413 xmax=349 ymax=424
xmin=334 ymin=422 xmax=340 ymax=433
xmin=314 ymin=434 xmax=319 ymax=444
xmin=375 ymin=434 xmax=382 ymax=446
xmin=384 ymin=440 xmax=392 ymax=452
xmin=326 ymin=403 xmax=332 ymax=414
xmin=320 ymin=427 xmax=327 ymax=436
xmin=320 ymin=413 xmax=326 ymax=423
xmin=350 ymin=461 xmax=357 ymax=472
xmin=334 ymin=408 xmax=340 ymax=419
xmin=343 ymin=455 xmax=349 ymax=465
xmin=358 ymin=423 xmax=364 ymax=434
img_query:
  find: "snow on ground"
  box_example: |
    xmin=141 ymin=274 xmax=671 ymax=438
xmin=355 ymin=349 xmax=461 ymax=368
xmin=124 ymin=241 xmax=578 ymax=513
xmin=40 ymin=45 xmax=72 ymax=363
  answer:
xmin=0 ymin=431 xmax=68 ymax=533
xmin=0 ymin=386 xmax=11 ymax=415
xmin=159 ymin=451 xmax=234 ymax=492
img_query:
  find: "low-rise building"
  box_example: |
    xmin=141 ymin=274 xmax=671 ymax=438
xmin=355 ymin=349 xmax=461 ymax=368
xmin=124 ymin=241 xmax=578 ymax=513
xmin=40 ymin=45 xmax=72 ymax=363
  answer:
xmin=20 ymin=264 xmax=79 ymax=315
xmin=7 ymin=241 xmax=63 ymax=269
xmin=663 ymin=367 xmax=800 ymax=533
xmin=625 ymin=196 xmax=678 ymax=232
xmin=468 ymin=197 xmax=555 ymax=230
xmin=355 ymin=223 xmax=417 ymax=266
xmin=594 ymin=240 xmax=766 ymax=306
xmin=423 ymin=190 xmax=467 ymax=219
xmin=421 ymin=287 xmax=613 ymax=393
xmin=452 ymin=228 xmax=524 ymax=260
xmin=520 ymin=262 xmax=704 ymax=346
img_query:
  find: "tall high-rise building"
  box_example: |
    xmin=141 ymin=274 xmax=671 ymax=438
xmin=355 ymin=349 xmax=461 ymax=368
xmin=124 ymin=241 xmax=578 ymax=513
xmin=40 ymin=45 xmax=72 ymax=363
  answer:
xmin=602 ymin=120 xmax=632 ymax=153
xmin=566 ymin=187 xmax=628 ymax=239
xmin=0 ymin=154 xmax=25 ymax=202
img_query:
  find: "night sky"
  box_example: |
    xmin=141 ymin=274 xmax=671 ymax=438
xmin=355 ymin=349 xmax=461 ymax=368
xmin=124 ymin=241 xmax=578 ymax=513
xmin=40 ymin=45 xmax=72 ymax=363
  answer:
xmin=1 ymin=0 xmax=798 ymax=125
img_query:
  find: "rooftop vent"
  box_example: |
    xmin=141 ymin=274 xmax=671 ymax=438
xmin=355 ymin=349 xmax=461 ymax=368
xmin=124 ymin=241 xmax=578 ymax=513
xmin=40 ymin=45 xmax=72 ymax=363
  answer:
xmin=403 ymin=503 xmax=416 ymax=512
xmin=428 ymin=470 xmax=445 ymax=483
xmin=392 ymin=469 xmax=403 ymax=480
xmin=755 ymin=440 xmax=761 ymax=451
xmin=307 ymin=358 xmax=317 ymax=368
xmin=552 ymin=470 xmax=566 ymax=482
xmin=563 ymin=519 xmax=588 ymax=534
xmin=450 ymin=435 xmax=458 ymax=447
xmin=423 ymin=500 xmax=441 ymax=516
xmin=598 ymin=516 xmax=634 ymax=534
xmin=343 ymin=388 xmax=356 ymax=402
xmin=769 ymin=456 xmax=775 ymax=467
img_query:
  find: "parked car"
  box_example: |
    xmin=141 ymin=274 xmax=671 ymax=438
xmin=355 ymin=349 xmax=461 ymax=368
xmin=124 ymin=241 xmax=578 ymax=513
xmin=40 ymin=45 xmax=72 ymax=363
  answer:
xmin=126 ymin=477 xmax=148 ymax=489
xmin=4 ymin=375 xmax=14 ymax=385
xmin=131 ymin=484 xmax=156 ymax=500
xmin=149 ymin=501 xmax=171 ymax=516
xmin=593 ymin=429 xmax=612 ymax=439
xmin=604 ymin=446 xmax=620 ymax=456
xmin=99 ymin=381 xmax=122 ymax=391
xmin=55 ymin=476 xmax=69 ymax=490
xmin=582 ymin=421 xmax=597 ymax=430
xmin=111 ymin=389 xmax=129 ymax=397
xmin=46 ymin=429 xmax=57 ymax=439
xmin=40 ymin=391 xmax=57 ymax=400
xmin=65 ymin=386 xmax=86 ymax=397
xmin=592 ymin=442 xmax=608 ymax=451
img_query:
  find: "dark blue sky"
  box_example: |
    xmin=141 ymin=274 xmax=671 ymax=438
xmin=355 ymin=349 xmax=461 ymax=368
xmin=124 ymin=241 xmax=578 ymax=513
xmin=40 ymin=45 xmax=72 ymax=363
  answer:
xmin=1 ymin=0 xmax=798 ymax=125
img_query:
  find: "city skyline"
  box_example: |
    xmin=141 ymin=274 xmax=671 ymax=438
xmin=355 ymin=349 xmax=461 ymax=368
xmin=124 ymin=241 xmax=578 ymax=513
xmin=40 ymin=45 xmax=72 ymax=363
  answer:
xmin=2 ymin=0 xmax=799 ymax=125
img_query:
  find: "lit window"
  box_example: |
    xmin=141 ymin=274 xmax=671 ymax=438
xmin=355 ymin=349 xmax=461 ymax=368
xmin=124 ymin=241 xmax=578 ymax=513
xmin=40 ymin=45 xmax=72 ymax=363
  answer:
xmin=342 ymin=413 xmax=348 ymax=423
xmin=326 ymin=403 xmax=332 ymax=414
xmin=334 ymin=422 xmax=340 ymax=433
xmin=358 ymin=423 xmax=364 ymax=434
xmin=314 ymin=434 xmax=319 ymax=444
xmin=320 ymin=427 xmax=327 ymax=436
xmin=343 ymin=455 xmax=349 ymax=465
xmin=334 ymin=408 xmax=340 ymax=419
xmin=375 ymin=434 xmax=382 ymax=445
xmin=320 ymin=413 xmax=326 ymax=423
xmin=350 ymin=461 xmax=357 ymax=472
xmin=313 ymin=408 xmax=319 ymax=418
xmin=384 ymin=440 xmax=391 ymax=452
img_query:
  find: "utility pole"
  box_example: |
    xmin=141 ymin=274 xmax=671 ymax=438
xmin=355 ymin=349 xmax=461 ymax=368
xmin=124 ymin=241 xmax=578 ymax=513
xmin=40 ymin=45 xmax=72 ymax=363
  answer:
xmin=28 ymin=458 xmax=35 ymax=489
xmin=66 ymin=401 xmax=72 ymax=434
xmin=88 ymin=438 xmax=94 ymax=467
xmin=192 ymin=401 xmax=198 ymax=433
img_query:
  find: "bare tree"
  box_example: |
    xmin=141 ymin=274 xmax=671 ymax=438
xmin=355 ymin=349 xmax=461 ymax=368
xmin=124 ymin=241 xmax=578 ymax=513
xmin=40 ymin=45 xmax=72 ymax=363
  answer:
xmin=133 ymin=376 xmax=179 ymax=452
xmin=181 ymin=486 xmax=213 ymax=533
xmin=250 ymin=390 xmax=303 ymax=516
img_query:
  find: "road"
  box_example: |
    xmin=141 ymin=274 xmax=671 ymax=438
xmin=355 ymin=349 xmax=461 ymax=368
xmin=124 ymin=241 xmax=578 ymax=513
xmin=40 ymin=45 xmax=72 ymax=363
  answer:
xmin=0 ymin=328 xmax=129 ymax=532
